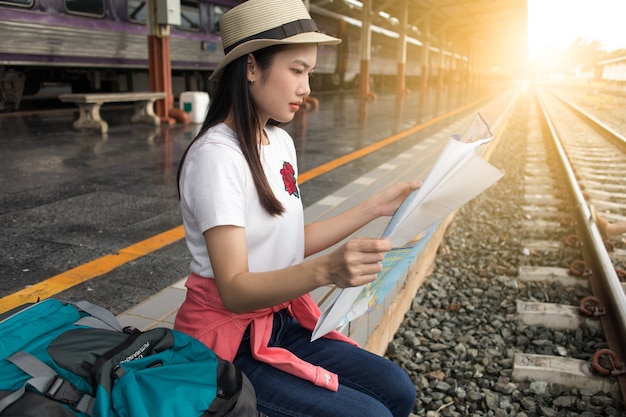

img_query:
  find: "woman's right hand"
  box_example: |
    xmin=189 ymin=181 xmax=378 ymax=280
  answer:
xmin=323 ymin=237 xmax=392 ymax=288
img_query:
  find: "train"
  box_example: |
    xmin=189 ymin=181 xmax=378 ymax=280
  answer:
xmin=0 ymin=0 xmax=459 ymax=111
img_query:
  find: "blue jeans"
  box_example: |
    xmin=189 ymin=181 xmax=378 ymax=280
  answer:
xmin=233 ymin=309 xmax=416 ymax=417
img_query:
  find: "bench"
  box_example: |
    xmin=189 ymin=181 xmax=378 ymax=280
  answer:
xmin=59 ymin=92 xmax=166 ymax=133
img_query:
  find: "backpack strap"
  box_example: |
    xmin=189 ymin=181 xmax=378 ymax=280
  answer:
xmin=88 ymin=329 xmax=142 ymax=391
xmin=0 ymin=351 xmax=95 ymax=416
xmin=72 ymin=300 xmax=124 ymax=332
xmin=205 ymin=360 xmax=244 ymax=417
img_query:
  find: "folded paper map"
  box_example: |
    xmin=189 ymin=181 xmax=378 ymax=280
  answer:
xmin=312 ymin=113 xmax=504 ymax=341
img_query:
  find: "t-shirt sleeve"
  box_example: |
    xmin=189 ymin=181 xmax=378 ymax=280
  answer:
xmin=181 ymin=141 xmax=248 ymax=234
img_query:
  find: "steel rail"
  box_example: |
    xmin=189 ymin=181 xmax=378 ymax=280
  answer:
xmin=550 ymin=89 xmax=626 ymax=148
xmin=535 ymin=86 xmax=626 ymax=400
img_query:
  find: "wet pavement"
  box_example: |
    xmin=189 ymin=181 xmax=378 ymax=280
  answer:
xmin=0 ymin=86 xmax=490 ymax=315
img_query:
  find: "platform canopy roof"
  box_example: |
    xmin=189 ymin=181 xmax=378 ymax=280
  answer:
xmin=309 ymin=0 xmax=529 ymax=76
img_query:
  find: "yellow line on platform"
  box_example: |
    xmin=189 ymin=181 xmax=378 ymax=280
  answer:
xmin=0 ymin=98 xmax=486 ymax=312
xmin=0 ymin=226 xmax=185 ymax=311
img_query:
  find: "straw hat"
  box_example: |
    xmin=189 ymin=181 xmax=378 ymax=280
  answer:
xmin=209 ymin=0 xmax=341 ymax=80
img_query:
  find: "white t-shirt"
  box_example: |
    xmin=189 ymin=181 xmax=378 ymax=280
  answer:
xmin=179 ymin=123 xmax=305 ymax=278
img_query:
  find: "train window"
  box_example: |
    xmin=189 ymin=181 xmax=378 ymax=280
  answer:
xmin=65 ymin=0 xmax=105 ymax=17
xmin=210 ymin=4 xmax=230 ymax=34
xmin=0 ymin=0 xmax=33 ymax=7
xmin=178 ymin=0 xmax=200 ymax=31
xmin=128 ymin=0 xmax=147 ymax=23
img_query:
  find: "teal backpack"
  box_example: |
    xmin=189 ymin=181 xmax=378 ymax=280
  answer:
xmin=0 ymin=298 xmax=265 ymax=417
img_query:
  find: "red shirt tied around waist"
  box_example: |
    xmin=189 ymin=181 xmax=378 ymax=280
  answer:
xmin=175 ymin=273 xmax=358 ymax=392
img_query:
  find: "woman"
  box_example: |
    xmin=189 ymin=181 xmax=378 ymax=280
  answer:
xmin=175 ymin=1 xmax=418 ymax=416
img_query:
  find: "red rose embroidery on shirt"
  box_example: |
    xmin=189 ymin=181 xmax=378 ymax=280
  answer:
xmin=280 ymin=161 xmax=299 ymax=198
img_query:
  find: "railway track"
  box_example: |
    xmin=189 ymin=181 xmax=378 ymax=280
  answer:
xmin=388 ymin=84 xmax=626 ymax=415
xmin=531 ymin=87 xmax=626 ymax=399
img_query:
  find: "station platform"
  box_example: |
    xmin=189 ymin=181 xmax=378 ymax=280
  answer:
xmin=0 ymin=86 xmax=501 ymax=338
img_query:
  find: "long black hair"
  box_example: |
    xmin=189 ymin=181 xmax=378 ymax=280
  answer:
xmin=177 ymin=45 xmax=290 ymax=216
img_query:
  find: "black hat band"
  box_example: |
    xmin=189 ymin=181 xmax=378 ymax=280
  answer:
xmin=224 ymin=18 xmax=319 ymax=54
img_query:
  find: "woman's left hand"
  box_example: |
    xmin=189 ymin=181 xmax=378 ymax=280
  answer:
xmin=372 ymin=180 xmax=421 ymax=217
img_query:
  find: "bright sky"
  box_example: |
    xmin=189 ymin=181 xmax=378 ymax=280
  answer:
xmin=527 ymin=0 xmax=626 ymax=57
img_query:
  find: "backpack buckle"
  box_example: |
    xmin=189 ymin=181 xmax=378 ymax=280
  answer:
xmin=45 ymin=375 xmax=81 ymax=404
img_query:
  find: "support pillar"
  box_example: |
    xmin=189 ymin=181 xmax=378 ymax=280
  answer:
xmin=437 ymin=31 xmax=446 ymax=89
xmin=359 ymin=0 xmax=374 ymax=100
xmin=420 ymin=17 xmax=431 ymax=95
xmin=396 ymin=0 xmax=408 ymax=96
xmin=148 ymin=35 xmax=174 ymax=124
xmin=146 ymin=0 xmax=178 ymax=124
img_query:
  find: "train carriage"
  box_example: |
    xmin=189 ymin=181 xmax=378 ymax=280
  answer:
xmin=0 ymin=0 xmax=430 ymax=111
xmin=0 ymin=0 xmax=233 ymax=109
